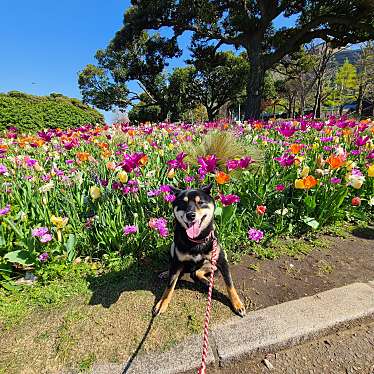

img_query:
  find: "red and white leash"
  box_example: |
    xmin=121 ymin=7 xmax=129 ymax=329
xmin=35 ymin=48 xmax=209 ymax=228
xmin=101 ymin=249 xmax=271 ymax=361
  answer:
xmin=197 ymin=237 xmax=218 ymax=374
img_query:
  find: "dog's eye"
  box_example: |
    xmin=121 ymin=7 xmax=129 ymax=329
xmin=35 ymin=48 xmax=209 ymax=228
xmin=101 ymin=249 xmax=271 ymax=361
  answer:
xmin=197 ymin=201 xmax=208 ymax=208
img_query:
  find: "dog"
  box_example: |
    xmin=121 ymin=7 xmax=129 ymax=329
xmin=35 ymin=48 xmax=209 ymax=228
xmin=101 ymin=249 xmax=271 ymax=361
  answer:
xmin=152 ymin=183 xmax=246 ymax=317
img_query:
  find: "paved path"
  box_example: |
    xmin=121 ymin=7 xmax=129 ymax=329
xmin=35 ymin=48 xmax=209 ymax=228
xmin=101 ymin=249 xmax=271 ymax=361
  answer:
xmin=205 ymin=321 xmax=374 ymax=374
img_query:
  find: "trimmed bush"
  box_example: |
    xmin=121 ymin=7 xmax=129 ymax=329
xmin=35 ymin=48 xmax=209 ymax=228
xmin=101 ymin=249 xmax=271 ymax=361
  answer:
xmin=0 ymin=91 xmax=104 ymax=132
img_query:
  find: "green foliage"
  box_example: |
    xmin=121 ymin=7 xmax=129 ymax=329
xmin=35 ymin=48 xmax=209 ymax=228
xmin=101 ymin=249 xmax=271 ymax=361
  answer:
xmin=81 ymin=46 xmax=250 ymax=123
xmin=128 ymin=102 xmax=162 ymax=124
xmin=336 ymin=59 xmax=358 ymax=91
xmin=78 ymin=64 xmax=129 ymax=111
xmin=0 ymin=260 xmax=94 ymax=328
xmin=325 ymin=59 xmax=359 ymax=108
xmin=0 ymin=92 xmax=104 ymax=132
xmin=78 ymin=31 xmax=177 ymax=120
xmin=169 ymin=50 xmax=250 ymax=120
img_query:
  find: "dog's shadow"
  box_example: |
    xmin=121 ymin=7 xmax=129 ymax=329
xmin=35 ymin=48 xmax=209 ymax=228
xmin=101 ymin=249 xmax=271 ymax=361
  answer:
xmin=87 ymin=263 xmax=235 ymax=373
xmin=87 ymin=263 xmax=232 ymax=311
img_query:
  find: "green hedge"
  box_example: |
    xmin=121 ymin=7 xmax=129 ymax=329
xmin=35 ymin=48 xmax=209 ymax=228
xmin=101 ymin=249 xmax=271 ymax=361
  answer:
xmin=0 ymin=91 xmax=104 ymax=133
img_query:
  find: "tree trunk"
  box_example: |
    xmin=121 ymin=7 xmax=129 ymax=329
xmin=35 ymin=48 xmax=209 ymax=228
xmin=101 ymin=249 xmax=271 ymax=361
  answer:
xmin=313 ymin=77 xmax=323 ymax=118
xmin=291 ymin=97 xmax=296 ymax=118
xmin=244 ymin=52 xmax=265 ymax=119
xmin=207 ymin=108 xmax=215 ymax=122
xmin=287 ymin=97 xmax=292 ymax=118
xmin=300 ymin=96 xmax=305 ymax=116
xmin=357 ymin=83 xmax=364 ymax=117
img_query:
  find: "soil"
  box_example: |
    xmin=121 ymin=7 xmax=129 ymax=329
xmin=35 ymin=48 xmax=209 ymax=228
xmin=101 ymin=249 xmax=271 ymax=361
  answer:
xmin=223 ymin=227 xmax=374 ymax=312
xmin=0 ymin=227 xmax=373 ymax=373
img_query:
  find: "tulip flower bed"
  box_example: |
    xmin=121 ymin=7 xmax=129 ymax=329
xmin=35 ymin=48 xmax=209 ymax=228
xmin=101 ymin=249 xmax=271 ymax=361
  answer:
xmin=0 ymin=117 xmax=373 ymax=287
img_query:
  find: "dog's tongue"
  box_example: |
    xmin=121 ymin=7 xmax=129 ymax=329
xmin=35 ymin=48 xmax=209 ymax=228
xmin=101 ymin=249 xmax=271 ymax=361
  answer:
xmin=186 ymin=221 xmax=201 ymax=239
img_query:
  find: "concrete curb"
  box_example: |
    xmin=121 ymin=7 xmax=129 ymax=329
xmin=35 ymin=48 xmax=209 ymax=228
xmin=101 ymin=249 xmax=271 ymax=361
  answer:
xmin=212 ymin=282 xmax=374 ymax=366
xmin=92 ymin=282 xmax=374 ymax=374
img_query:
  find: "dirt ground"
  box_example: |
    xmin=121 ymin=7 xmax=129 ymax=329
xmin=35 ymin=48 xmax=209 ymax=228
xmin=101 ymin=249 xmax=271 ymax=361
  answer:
xmin=0 ymin=227 xmax=373 ymax=373
xmin=224 ymin=227 xmax=374 ymax=312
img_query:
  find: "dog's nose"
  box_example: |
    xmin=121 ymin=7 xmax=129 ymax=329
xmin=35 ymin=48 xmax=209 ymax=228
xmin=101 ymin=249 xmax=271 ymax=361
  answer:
xmin=186 ymin=211 xmax=196 ymax=221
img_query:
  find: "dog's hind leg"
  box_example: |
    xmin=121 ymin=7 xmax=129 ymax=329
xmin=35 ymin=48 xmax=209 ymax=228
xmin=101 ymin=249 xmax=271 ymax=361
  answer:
xmin=153 ymin=264 xmax=182 ymax=316
xmin=158 ymin=270 xmax=169 ymax=280
xmin=191 ymin=269 xmax=210 ymax=287
xmin=217 ymin=251 xmax=246 ymax=317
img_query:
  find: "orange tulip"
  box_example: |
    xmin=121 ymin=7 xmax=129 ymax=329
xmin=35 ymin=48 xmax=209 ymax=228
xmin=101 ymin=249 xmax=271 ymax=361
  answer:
xmin=324 ymin=127 xmax=332 ymax=135
xmin=139 ymin=155 xmax=148 ymax=166
xmin=326 ymin=154 xmax=345 ymax=169
xmin=128 ymin=129 xmax=136 ymax=136
xmin=101 ymin=149 xmax=112 ymax=159
xmin=342 ymin=128 xmax=352 ymax=136
xmin=76 ymin=152 xmax=90 ymax=162
xmin=215 ymin=171 xmax=230 ymax=185
xmin=289 ymin=143 xmax=303 ymax=155
xmin=303 ymin=175 xmax=318 ymax=189
xmin=295 ymin=175 xmax=318 ymax=190
xmin=106 ymin=161 xmax=116 ymax=170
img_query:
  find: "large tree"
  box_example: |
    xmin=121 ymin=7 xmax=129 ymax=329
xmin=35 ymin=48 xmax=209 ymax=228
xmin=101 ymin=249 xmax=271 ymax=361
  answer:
xmin=170 ymin=49 xmax=250 ymax=121
xmin=110 ymin=0 xmax=374 ymax=119
xmin=79 ymin=35 xmax=249 ymax=122
xmin=79 ymin=31 xmax=178 ymax=118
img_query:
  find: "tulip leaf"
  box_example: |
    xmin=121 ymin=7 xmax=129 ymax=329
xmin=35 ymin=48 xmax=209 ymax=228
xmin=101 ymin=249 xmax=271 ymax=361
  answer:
xmin=64 ymin=234 xmax=76 ymax=262
xmin=304 ymin=195 xmax=316 ymax=209
xmin=4 ymin=250 xmax=34 ymax=265
xmin=302 ymin=216 xmax=319 ymax=230
xmin=222 ymin=205 xmax=235 ymax=222
xmin=214 ymin=206 xmax=223 ymax=217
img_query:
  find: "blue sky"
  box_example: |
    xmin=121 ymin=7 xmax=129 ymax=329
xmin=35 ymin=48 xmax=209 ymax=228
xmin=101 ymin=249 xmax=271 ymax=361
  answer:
xmin=0 ymin=1 xmax=296 ymax=123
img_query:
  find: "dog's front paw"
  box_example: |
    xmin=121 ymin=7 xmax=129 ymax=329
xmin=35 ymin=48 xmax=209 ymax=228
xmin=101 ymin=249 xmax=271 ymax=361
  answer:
xmin=233 ymin=300 xmax=246 ymax=317
xmin=152 ymin=300 xmax=168 ymax=316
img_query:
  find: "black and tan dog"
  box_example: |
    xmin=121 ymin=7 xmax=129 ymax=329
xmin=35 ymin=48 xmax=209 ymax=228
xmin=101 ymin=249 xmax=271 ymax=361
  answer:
xmin=152 ymin=183 xmax=246 ymax=317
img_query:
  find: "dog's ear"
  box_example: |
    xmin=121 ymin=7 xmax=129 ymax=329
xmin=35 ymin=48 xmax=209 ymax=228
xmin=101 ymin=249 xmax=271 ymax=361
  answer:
xmin=201 ymin=182 xmax=213 ymax=195
xmin=169 ymin=185 xmax=182 ymax=196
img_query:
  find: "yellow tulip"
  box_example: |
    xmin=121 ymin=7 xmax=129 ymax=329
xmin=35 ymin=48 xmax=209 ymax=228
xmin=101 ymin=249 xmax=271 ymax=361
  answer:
xmin=167 ymin=168 xmax=176 ymax=179
xmin=118 ymin=171 xmax=128 ymax=183
xmin=34 ymin=162 xmax=44 ymax=172
xmin=89 ymin=186 xmax=101 ymax=200
xmin=295 ymin=179 xmax=305 ymax=189
xmin=368 ymin=164 xmax=374 ymax=177
xmin=294 ymin=156 xmax=304 ymax=166
xmin=301 ymin=166 xmax=310 ymax=178
xmin=51 ymin=215 xmax=69 ymax=229
xmin=345 ymin=160 xmax=356 ymax=171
